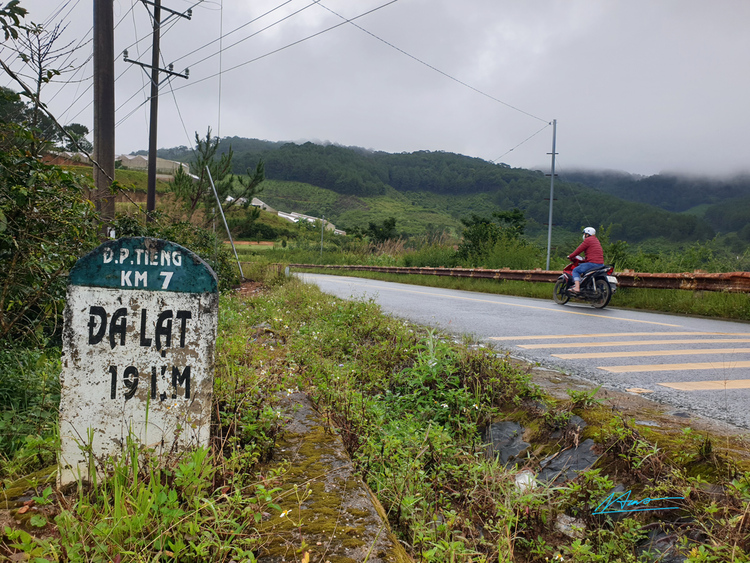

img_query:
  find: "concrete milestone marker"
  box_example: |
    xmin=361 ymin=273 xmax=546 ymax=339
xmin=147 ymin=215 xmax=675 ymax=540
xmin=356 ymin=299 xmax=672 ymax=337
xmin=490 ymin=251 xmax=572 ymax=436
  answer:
xmin=59 ymin=237 xmax=218 ymax=485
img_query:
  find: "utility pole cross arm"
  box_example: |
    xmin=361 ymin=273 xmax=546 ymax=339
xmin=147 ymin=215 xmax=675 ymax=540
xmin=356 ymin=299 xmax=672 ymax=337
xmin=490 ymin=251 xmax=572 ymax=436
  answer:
xmin=123 ymin=53 xmax=188 ymax=82
xmin=126 ymin=0 xmax=190 ymax=221
xmin=141 ymin=0 xmax=192 ymax=20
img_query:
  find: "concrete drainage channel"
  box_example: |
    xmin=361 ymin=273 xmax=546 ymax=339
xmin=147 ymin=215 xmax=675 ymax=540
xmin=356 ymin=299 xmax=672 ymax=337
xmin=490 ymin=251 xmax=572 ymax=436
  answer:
xmin=256 ymin=392 xmax=411 ymax=563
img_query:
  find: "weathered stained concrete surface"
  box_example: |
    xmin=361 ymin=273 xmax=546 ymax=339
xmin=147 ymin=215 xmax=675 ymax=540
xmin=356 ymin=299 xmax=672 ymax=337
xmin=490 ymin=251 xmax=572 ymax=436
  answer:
xmin=59 ymin=238 xmax=218 ymax=486
xmin=257 ymin=392 xmax=412 ymax=563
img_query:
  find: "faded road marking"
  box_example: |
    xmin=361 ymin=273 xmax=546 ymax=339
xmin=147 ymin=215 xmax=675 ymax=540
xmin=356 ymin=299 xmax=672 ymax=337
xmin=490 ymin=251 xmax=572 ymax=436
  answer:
xmin=491 ymin=332 xmax=750 ymax=341
xmin=519 ymin=338 xmax=750 ymax=349
xmin=658 ymin=379 xmax=750 ymax=391
xmin=600 ymin=361 xmax=750 ymax=373
xmin=553 ymin=348 xmax=750 ymax=359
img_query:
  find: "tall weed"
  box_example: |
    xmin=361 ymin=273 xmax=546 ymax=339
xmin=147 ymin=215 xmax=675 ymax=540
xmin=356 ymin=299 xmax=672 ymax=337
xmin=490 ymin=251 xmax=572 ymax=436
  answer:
xmin=0 ymin=345 xmax=59 ymax=478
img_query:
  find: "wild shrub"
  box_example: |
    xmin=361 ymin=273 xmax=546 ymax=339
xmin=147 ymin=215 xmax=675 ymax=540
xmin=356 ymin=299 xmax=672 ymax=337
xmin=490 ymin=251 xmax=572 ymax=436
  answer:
xmin=0 ymin=345 xmax=59 ymax=478
xmin=0 ymin=125 xmax=100 ymax=343
xmin=111 ymin=213 xmax=241 ymax=290
xmin=402 ymin=242 xmax=458 ymax=267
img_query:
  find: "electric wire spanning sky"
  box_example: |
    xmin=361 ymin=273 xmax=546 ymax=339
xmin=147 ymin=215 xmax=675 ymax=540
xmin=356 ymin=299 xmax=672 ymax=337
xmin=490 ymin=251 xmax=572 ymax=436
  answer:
xmin=3 ymin=0 xmax=750 ymax=177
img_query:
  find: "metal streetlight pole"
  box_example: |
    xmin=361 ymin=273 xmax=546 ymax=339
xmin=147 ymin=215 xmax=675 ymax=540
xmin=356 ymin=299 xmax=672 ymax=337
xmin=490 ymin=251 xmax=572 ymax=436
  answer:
xmin=545 ymin=119 xmax=557 ymax=270
xmin=320 ymin=216 xmax=325 ymax=260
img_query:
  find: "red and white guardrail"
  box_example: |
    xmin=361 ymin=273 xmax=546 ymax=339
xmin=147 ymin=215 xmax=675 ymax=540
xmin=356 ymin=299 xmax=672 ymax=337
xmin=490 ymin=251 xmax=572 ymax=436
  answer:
xmin=287 ymin=264 xmax=750 ymax=293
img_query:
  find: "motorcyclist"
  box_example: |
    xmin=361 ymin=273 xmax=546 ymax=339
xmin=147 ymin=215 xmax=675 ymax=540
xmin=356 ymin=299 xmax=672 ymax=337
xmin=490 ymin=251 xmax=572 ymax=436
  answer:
xmin=568 ymin=227 xmax=604 ymax=294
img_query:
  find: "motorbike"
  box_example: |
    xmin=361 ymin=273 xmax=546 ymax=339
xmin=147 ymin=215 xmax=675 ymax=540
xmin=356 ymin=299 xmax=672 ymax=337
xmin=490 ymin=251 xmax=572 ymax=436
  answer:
xmin=553 ymin=256 xmax=618 ymax=309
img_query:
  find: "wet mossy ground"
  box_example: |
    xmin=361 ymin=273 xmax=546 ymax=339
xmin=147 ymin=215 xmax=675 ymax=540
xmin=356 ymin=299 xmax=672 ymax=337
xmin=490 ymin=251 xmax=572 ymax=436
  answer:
xmin=256 ymin=392 xmax=411 ymax=563
xmin=529 ymin=366 xmax=750 ymax=473
xmin=0 ymin=466 xmax=56 ymax=510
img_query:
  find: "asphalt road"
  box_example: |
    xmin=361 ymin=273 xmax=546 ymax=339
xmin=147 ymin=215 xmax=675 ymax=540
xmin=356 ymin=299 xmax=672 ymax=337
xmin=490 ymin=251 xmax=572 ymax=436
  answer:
xmin=298 ymin=273 xmax=750 ymax=431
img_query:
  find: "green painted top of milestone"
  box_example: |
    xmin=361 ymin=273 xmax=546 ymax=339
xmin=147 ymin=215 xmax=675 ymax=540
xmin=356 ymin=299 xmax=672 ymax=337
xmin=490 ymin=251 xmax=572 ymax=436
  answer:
xmin=69 ymin=237 xmax=218 ymax=293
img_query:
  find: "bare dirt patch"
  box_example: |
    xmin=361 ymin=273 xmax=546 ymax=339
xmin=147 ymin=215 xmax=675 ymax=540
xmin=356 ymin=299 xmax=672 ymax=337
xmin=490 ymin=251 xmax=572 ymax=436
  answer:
xmin=232 ymin=240 xmax=274 ymax=246
xmin=237 ymin=280 xmax=264 ymax=297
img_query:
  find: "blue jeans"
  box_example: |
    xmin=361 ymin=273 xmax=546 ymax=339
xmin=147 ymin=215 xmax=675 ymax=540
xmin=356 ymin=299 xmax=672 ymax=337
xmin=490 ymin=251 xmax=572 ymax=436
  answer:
xmin=572 ymin=262 xmax=603 ymax=283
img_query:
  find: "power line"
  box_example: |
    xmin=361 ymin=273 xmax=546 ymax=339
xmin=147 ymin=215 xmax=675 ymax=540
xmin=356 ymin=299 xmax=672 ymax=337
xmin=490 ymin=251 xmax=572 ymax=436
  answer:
xmin=68 ymin=59 xmax=142 ymax=126
xmin=0 ymin=56 xmax=114 ymax=184
xmin=166 ymin=69 xmax=198 ymax=158
xmin=116 ymin=95 xmax=151 ymax=127
xmin=60 ymin=0 xmax=191 ymax=126
xmin=315 ymin=1 xmax=549 ymax=125
xmin=41 ymin=0 xmax=80 ymax=29
xmin=171 ymin=0 xmax=399 ymax=93
xmin=130 ymin=0 xmax=150 ymax=131
xmin=171 ymin=0 xmax=295 ymax=65
xmin=114 ymin=5 xmax=194 ymax=119
xmin=37 ymin=0 xmax=552 ymax=166
xmin=175 ymin=0 xmax=321 ymax=71
xmin=157 ymin=31 xmax=195 ymax=152
xmin=11 ymin=1 xmax=143 ymax=130
xmin=113 ymin=11 xmax=196 ymax=130
xmin=113 ymin=0 xmax=398 ymax=126
xmin=491 ymin=123 xmax=550 ymax=164
xmin=116 ymin=2 xmax=396 ymax=130
xmin=315 ymin=0 xmax=553 ymax=169
xmin=22 ymin=0 xmax=317 ymax=135
xmin=217 ymin=0 xmax=223 ymax=137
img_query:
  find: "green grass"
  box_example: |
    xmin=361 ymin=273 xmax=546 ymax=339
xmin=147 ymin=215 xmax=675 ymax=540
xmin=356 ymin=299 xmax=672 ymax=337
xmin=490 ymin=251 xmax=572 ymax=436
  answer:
xmin=1 ymin=272 xmax=748 ymax=561
xmin=255 ymin=180 xmax=465 ymax=236
xmin=62 ymin=166 xmax=172 ymax=194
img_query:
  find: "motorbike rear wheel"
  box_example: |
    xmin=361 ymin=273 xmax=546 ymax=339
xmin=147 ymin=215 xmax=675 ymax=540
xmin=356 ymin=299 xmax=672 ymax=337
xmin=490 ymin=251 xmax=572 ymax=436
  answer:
xmin=591 ymin=278 xmax=612 ymax=309
xmin=553 ymin=279 xmax=570 ymax=305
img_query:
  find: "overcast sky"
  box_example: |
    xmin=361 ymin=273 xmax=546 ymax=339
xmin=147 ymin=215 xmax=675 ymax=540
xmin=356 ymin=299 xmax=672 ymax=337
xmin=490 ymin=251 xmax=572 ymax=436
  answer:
xmin=4 ymin=0 xmax=749 ymax=177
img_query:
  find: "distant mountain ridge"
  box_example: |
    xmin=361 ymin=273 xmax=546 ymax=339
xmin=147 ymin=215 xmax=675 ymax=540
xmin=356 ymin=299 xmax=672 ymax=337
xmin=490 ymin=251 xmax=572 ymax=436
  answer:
xmin=560 ymin=169 xmax=750 ymax=213
xmin=142 ymin=138 xmax=750 ymax=244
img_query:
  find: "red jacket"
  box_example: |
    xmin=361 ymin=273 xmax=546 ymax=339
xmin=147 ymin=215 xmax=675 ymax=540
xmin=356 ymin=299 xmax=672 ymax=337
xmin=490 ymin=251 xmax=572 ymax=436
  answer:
xmin=568 ymin=236 xmax=604 ymax=264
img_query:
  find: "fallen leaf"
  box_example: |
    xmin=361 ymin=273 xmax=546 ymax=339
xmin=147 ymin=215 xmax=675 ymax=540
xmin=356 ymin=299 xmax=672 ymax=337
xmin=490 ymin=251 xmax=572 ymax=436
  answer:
xmin=17 ymin=506 xmax=29 ymax=514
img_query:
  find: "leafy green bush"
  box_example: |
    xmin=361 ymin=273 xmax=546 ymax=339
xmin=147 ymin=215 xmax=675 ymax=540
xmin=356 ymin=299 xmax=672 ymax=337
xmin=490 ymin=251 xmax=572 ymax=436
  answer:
xmin=228 ymin=215 xmax=281 ymax=240
xmin=402 ymin=243 xmax=458 ymax=268
xmin=0 ymin=345 xmax=59 ymax=477
xmin=0 ymin=125 xmax=100 ymax=343
xmin=478 ymin=237 xmax=544 ymax=270
xmin=111 ymin=213 xmax=241 ymax=290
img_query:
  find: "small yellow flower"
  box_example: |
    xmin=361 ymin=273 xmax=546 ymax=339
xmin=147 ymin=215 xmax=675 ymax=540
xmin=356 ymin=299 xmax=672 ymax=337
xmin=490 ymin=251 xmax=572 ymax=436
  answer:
xmin=279 ymin=510 xmax=290 ymax=518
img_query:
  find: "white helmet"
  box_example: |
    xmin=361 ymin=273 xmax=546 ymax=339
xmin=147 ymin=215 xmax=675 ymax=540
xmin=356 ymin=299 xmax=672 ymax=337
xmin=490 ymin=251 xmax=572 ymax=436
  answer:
xmin=583 ymin=227 xmax=596 ymax=237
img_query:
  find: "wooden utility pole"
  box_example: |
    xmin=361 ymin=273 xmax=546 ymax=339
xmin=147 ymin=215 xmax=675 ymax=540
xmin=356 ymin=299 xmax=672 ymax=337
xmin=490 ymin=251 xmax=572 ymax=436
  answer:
xmin=93 ymin=0 xmax=115 ymax=228
xmin=125 ymin=0 xmax=190 ymax=222
xmin=146 ymin=0 xmax=161 ymax=220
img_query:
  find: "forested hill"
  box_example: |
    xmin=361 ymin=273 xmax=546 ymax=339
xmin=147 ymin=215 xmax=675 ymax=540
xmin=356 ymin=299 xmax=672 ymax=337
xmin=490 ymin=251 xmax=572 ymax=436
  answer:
xmin=151 ymin=138 xmax=718 ymax=244
xmin=560 ymin=170 xmax=750 ymax=213
xmin=560 ymin=169 xmax=750 ymax=239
